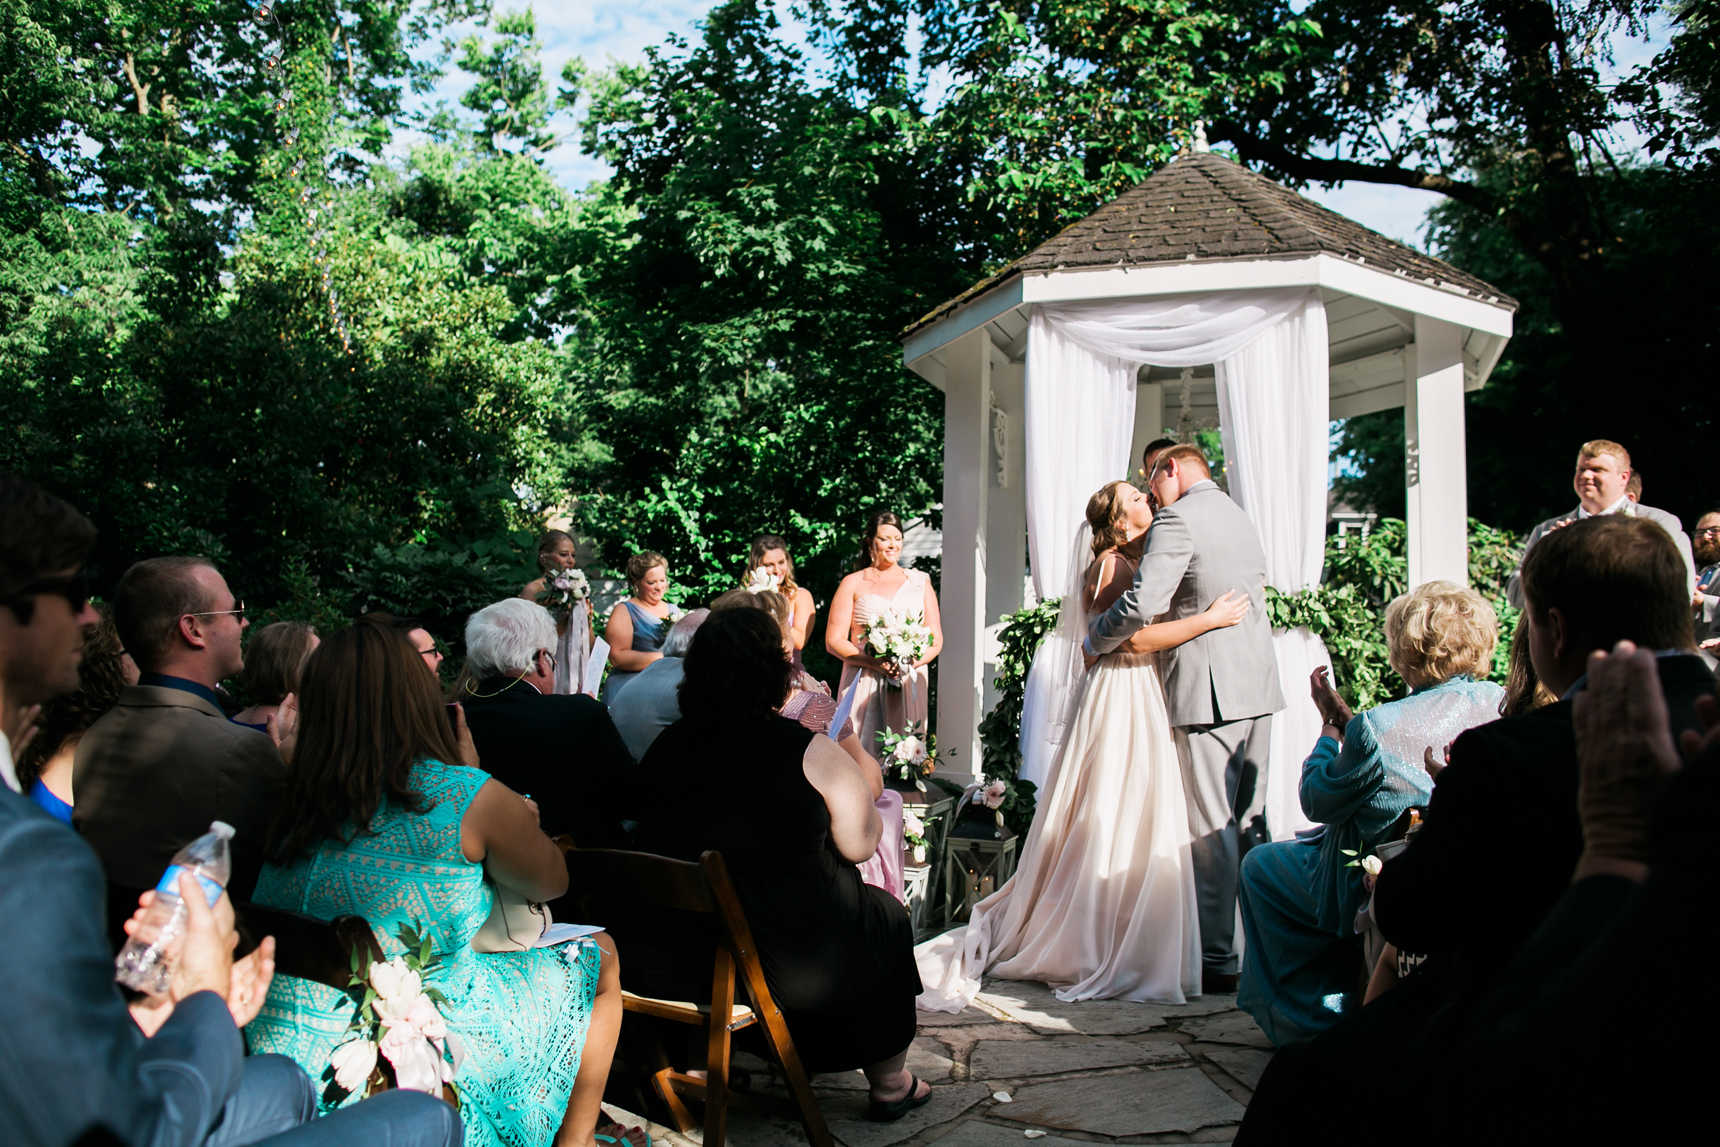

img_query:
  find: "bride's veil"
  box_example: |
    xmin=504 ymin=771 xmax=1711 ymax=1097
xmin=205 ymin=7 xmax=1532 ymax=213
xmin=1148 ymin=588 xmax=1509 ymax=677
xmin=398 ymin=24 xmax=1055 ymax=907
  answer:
xmin=1016 ymin=522 xmax=1094 ymax=791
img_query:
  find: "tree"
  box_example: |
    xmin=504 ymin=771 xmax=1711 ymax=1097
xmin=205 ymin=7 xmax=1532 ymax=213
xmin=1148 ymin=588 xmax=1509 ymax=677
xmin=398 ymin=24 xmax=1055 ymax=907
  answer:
xmin=561 ymin=1 xmax=971 ymax=619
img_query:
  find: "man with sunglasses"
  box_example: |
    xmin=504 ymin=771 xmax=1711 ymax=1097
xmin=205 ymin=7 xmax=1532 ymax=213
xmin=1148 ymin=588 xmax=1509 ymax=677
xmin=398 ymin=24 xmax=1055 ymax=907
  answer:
xmin=74 ymin=557 xmax=287 ymax=912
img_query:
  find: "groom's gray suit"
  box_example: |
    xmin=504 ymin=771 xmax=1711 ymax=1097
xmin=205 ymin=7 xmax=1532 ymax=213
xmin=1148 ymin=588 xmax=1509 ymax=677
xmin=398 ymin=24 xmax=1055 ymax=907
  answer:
xmin=1086 ymin=479 xmax=1285 ymax=975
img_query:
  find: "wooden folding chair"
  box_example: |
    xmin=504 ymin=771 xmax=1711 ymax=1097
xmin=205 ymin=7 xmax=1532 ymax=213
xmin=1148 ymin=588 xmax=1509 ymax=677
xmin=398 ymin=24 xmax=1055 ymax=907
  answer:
xmin=562 ymin=846 xmax=834 ymax=1147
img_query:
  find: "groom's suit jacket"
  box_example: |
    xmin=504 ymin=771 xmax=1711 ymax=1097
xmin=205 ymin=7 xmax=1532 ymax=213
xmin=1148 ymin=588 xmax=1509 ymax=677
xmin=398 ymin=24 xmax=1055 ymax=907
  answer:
xmin=1087 ymin=480 xmax=1285 ymax=727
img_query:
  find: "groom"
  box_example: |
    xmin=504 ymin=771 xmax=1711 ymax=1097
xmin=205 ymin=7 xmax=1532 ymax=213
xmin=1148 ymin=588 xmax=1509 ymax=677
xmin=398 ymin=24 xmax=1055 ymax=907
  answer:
xmin=1084 ymin=444 xmax=1285 ymax=992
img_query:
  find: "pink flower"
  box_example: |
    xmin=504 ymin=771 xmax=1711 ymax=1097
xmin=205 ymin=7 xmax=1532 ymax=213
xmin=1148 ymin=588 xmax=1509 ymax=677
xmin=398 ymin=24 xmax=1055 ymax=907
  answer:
xmin=981 ymin=779 xmax=1007 ymax=809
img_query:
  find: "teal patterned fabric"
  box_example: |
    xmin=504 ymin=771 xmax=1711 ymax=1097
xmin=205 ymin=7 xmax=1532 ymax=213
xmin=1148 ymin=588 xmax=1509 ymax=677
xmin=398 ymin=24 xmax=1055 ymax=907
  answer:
xmin=245 ymin=759 xmax=599 ymax=1147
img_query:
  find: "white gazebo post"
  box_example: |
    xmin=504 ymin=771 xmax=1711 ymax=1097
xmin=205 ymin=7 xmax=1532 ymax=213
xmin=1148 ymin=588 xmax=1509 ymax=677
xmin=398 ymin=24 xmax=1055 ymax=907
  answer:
xmin=938 ymin=328 xmax=992 ymax=784
xmin=1405 ymin=315 xmax=1470 ymax=586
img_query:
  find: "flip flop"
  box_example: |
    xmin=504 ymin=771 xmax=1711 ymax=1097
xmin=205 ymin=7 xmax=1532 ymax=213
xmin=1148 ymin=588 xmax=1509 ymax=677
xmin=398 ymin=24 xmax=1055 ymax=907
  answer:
xmin=868 ymin=1073 xmax=932 ymax=1122
xmin=595 ymin=1125 xmax=652 ymax=1147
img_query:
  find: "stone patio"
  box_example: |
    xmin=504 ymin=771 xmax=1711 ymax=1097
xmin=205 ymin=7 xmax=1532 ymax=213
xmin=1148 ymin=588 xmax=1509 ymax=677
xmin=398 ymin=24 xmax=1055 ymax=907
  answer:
xmin=602 ymin=979 xmax=1268 ymax=1147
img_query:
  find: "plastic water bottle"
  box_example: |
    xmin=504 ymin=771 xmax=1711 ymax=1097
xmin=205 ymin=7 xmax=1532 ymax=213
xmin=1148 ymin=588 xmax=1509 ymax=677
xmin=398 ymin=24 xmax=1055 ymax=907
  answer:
xmin=114 ymin=821 xmax=235 ymax=994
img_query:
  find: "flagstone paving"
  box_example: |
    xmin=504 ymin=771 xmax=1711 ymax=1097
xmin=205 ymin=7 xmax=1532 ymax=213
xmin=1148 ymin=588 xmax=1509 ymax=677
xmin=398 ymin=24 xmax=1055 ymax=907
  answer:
xmin=602 ymin=978 xmax=1270 ymax=1147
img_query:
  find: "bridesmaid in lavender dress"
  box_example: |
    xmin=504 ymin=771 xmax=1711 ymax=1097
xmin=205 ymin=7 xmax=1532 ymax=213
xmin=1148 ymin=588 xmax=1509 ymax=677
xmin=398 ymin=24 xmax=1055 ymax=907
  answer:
xmin=824 ymin=511 xmax=944 ymax=758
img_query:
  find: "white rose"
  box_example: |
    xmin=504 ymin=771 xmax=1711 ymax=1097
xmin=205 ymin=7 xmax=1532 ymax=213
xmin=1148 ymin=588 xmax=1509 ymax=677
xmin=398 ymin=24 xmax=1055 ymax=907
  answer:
xmin=902 ymin=809 xmax=925 ymax=837
xmin=1360 ymin=855 xmax=1383 ymax=877
xmin=895 ymin=735 xmax=926 ymax=765
xmin=330 ymin=1039 xmax=379 ymax=1092
xmin=369 ymin=957 xmax=421 ymax=1003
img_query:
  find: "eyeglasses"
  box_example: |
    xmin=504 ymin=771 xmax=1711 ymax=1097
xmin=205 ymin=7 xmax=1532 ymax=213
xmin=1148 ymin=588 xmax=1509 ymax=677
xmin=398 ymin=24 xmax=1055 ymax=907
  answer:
xmin=536 ymin=649 xmax=557 ymax=672
xmin=1697 ymin=528 xmax=1720 ymax=539
xmin=186 ymin=600 xmax=246 ymax=620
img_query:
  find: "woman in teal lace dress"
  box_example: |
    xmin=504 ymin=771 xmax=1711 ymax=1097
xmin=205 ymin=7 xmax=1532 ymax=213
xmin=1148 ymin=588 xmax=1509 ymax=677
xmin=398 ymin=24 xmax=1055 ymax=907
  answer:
xmin=1237 ymin=581 xmax=1505 ymax=1046
xmin=246 ymin=620 xmax=628 ymax=1147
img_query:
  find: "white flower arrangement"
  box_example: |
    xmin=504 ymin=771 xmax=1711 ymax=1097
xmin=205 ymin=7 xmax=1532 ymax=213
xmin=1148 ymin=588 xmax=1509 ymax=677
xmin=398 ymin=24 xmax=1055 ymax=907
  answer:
xmin=744 ymin=567 xmax=781 ymax=594
xmin=327 ymin=922 xmax=461 ymax=1101
xmin=980 ymin=778 xmax=1008 ymax=810
xmin=536 ymin=567 xmax=590 ymax=622
xmin=877 ymin=723 xmax=936 ymax=788
xmin=862 ymin=608 xmax=935 ymax=684
xmin=902 ymin=807 xmax=928 ymax=863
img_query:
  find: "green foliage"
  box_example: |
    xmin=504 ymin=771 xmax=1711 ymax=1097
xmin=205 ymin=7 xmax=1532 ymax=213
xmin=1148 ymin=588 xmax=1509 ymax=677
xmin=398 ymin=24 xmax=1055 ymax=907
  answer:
xmin=969 ymin=597 xmax=1060 ymax=831
xmin=1266 ymin=518 xmax=1522 ymax=711
xmin=561 ymin=2 xmax=969 ymax=621
xmin=342 ymin=531 xmax=539 ymax=652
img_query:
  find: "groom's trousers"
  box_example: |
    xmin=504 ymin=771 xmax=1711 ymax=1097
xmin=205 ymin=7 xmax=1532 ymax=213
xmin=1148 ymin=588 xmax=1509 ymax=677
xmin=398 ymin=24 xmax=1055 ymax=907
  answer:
xmin=1175 ymin=715 xmax=1273 ymax=975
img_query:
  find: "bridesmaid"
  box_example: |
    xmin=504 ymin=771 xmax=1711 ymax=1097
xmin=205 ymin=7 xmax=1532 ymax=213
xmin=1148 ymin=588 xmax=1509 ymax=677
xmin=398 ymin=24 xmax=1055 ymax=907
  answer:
xmin=602 ymin=551 xmax=678 ymax=704
xmin=520 ymin=529 xmax=594 ymax=695
xmin=743 ymin=534 xmax=817 ymax=673
xmin=825 ymin=512 xmax=944 ymax=768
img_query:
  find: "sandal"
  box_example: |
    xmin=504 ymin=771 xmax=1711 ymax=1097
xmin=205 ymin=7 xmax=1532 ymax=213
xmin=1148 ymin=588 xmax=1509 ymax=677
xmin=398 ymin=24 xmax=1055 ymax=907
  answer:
xmin=868 ymin=1073 xmax=933 ymax=1123
xmin=595 ymin=1124 xmax=652 ymax=1147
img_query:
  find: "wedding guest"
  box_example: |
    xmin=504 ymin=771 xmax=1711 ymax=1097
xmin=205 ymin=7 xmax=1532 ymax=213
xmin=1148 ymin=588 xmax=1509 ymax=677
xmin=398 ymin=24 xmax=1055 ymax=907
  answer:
xmin=1691 ymin=510 xmax=1720 ymax=661
xmin=1499 ymin=619 xmax=1556 ymax=716
xmin=523 ymin=529 xmax=595 ymax=694
xmin=601 ymin=551 xmax=678 ymax=704
xmin=0 ymin=475 xmax=459 ymax=1147
xmin=742 ymin=534 xmax=818 ymax=672
xmin=248 ymin=619 xmax=625 ymax=1147
xmin=825 ymin=512 xmax=944 ymax=756
xmin=1625 ymin=470 xmax=1642 ymax=501
xmin=615 ymin=609 xmax=929 ymax=1120
xmin=1506 ymin=440 xmax=1694 ymax=608
xmin=1237 ymin=581 xmax=1504 ymax=1045
xmin=459 ymin=598 xmax=633 ymax=846
xmin=230 ymin=622 xmax=319 ymax=731
xmin=1137 ymin=436 xmax=1177 ymax=494
xmin=1234 ymin=515 xmax=1714 ymax=1144
xmin=361 ymin=613 xmax=443 ymax=676
xmin=609 ymin=609 xmax=707 ymax=761
xmin=13 ymin=609 xmax=136 ymax=824
xmin=75 ymin=556 xmax=286 ymax=904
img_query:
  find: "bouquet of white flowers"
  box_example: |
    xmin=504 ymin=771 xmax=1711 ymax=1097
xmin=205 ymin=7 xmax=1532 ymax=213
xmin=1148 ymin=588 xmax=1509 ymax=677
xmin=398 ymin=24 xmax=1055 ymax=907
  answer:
xmin=862 ymin=608 xmax=935 ymax=685
xmin=326 ymin=921 xmax=461 ymax=1101
xmin=535 ymin=568 xmax=590 ymax=623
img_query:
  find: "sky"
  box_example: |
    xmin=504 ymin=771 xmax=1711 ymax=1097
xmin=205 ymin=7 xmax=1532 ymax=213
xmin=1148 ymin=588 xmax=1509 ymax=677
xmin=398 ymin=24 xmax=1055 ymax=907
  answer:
xmin=424 ymin=1 xmax=1676 ymax=251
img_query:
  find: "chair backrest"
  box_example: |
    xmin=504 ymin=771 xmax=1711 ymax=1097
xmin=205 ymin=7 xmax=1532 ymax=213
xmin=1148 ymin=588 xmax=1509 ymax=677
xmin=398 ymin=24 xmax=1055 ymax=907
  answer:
xmin=235 ymin=901 xmax=384 ymax=989
xmin=564 ymin=847 xmax=721 ymax=916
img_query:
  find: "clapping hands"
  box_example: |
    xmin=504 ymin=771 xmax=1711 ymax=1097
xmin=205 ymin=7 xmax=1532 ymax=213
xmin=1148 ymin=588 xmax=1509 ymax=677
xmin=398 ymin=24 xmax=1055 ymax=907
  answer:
xmin=1310 ymin=666 xmax=1354 ymax=732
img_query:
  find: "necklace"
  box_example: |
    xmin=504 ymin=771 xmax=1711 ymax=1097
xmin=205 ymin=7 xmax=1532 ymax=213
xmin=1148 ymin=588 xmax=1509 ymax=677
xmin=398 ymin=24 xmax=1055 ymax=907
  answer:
xmin=463 ymin=674 xmax=532 ymax=700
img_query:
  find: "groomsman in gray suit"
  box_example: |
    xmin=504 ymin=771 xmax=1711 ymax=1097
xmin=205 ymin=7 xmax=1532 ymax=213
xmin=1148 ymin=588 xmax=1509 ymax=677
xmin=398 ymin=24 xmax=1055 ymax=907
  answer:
xmin=1085 ymin=444 xmax=1285 ymax=991
xmin=1505 ymin=439 xmax=1695 ymax=610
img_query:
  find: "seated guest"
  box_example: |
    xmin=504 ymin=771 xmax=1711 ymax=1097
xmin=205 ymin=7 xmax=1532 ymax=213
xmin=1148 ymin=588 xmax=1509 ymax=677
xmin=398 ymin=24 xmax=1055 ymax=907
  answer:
xmin=459 ymin=598 xmax=633 ymax=846
xmin=1238 ymin=581 xmax=1504 ymax=1045
xmin=13 ymin=608 xmax=136 ymax=824
xmin=1234 ymin=514 xmax=1714 ymax=1145
xmin=74 ymin=556 xmax=286 ymax=902
xmin=248 ymin=619 xmax=626 ymax=1147
xmin=360 ymin=613 xmax=446 ymax=677
xmin=1498 ymin=615 xmax=1557 ymax=716
xmin=609 ymin=608 xmax=707 ymax=761
xmin=0 ymin=474 xmax=459 ymax=1147
xmin=230 ymin=622 xmax=319 ymax=731
xmin=614 ymin=609 xmax=929 ymax=1119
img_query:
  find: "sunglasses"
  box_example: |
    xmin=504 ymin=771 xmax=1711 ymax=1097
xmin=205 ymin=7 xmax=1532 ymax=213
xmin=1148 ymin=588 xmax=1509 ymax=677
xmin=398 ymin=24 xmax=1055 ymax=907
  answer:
xmin=2 ymin=573 xmax=91 ymax=623
xmin=185 ymin=600 xmax=246 ymax=620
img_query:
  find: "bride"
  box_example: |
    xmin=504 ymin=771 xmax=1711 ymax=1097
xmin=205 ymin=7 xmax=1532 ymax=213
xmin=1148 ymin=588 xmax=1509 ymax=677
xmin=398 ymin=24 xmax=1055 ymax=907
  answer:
xmin=916 ymin=479 xmax=1250 ymax=1007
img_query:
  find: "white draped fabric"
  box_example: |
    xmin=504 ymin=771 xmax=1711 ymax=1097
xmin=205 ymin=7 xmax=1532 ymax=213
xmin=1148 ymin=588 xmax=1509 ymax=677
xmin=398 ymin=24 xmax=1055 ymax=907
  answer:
xmin=1017 ymin=290 xmax=1328 ymax=838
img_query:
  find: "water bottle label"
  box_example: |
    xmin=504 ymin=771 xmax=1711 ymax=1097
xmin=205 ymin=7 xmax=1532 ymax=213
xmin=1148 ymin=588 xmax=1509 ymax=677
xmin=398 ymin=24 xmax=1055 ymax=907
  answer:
xmin=156 ymin=864 xmax=225 ymax=905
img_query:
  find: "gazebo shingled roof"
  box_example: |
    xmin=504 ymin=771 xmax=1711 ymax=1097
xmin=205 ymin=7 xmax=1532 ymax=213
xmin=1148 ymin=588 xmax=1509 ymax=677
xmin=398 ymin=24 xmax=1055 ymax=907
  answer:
xmin=904 ymin=152 xmax=1516 ymax=338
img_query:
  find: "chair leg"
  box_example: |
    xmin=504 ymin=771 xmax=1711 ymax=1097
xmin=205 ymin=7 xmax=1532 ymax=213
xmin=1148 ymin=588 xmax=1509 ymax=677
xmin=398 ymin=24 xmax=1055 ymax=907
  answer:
xmin=753 ymin=999 xmax=833 ymax=1147
xmin=704 ymin=948 xmax=735 ymax=1147
xmin=651 ymin=1069 xmax=698 ymax=1135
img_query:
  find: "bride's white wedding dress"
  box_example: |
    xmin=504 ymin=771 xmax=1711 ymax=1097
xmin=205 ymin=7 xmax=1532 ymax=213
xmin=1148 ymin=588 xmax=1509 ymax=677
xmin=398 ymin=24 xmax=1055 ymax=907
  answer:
xmin=915 ymin=558 xmax=1201 ymax=1009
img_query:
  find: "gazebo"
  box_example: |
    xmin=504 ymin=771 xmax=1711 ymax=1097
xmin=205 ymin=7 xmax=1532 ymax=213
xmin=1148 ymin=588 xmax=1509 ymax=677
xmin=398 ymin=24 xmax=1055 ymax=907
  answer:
xmin=901 ymin=150 xmax=1516 ymax=838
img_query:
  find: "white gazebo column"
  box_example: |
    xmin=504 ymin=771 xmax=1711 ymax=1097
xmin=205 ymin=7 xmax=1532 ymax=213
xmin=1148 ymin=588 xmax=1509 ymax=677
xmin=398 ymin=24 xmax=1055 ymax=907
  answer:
xmin=1405 ymin=315 xmax=1470 ymax=586
xmin=982 ymin=357 xmax=1027 ymax=721
xmin=1129 ymin=380 xmax=1166 ymax=478
xmin=938 ymin=328 xmax=991 ymax=785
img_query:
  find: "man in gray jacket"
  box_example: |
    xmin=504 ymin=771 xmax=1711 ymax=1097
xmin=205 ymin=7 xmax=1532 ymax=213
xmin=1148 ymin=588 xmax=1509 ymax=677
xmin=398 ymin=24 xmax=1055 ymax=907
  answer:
xmin=1505 ymin=439 xmax=1694 ymax=610
xmin=1085 ymin=444 xmax=1285 ymax=990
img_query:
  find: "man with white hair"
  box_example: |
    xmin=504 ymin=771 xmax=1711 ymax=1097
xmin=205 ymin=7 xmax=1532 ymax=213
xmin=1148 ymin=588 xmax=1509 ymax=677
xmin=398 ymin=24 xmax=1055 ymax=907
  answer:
xmin=459 ymin=598 xmax=632 ymax=847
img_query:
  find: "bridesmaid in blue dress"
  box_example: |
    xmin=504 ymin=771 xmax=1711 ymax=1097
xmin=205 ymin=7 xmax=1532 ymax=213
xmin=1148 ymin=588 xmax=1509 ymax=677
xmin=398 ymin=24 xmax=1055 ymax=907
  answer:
xmin=246 ymin=619 xmax=630 ymax=1147
xmin=1237 ymin=581 xmax=1505 ymax=1046
xmin=601 ymin=551 xmax=678 ymax=704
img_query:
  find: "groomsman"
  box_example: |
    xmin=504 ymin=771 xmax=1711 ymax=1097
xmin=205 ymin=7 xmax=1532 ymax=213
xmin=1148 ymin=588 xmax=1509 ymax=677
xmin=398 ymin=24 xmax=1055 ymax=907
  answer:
xmin=1505 ymin=440 xmax=1694 ymax=610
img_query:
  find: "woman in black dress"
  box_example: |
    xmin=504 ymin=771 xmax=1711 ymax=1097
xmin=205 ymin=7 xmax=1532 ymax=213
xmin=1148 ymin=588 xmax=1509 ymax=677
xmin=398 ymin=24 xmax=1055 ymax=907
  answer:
xmin=618 ymin=608 xmax=930 ymax=1120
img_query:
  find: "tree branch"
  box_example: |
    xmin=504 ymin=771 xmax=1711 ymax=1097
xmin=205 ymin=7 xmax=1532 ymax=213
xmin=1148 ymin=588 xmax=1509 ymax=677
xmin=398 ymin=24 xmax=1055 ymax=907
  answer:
xmin=122 ymin=51 xmax=151 ymax=115
xmin=1208 ymin=120 xmax=1497 ymax=212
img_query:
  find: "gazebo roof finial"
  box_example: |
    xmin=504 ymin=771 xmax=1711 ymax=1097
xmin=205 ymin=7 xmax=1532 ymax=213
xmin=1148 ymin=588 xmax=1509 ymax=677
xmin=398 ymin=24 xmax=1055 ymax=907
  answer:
xmin=1192 ymin=121 xmax=1209 ymax=153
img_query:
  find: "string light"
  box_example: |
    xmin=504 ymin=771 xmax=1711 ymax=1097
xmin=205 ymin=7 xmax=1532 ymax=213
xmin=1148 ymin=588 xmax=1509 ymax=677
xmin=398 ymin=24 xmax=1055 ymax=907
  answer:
xmin=251 ymin=1 xmax=355 ymax=355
